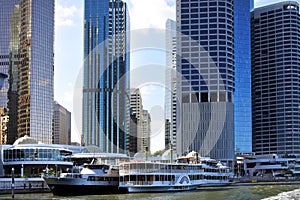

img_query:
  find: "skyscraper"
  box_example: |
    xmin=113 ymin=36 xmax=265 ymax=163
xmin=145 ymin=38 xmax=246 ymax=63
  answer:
xmin=234 ymin=0 xmax=254 ymax=153
xmin=176 ymin=0 xmax=235 ymax=160
xmin=18 ymin=0 xmax=54 ymax=144
xmin=83 ymin=0 xmax=130 ymax=153
xmin=165 ymin=19 xmax=177 ymax=151
xmin=1 ymin=0 xmax=55 ymax=144
xmin=130 ymin=88 xmax=143 ymax=152
xmin=53 ymin=102 xmax=71 ymax=145
xmin=141 ymin=110 xmax=151 ymax=153
xmin=251 ymin=1 xmax=300 ymax=155
xmin=0 ymin=0 xmax=19 ymax=143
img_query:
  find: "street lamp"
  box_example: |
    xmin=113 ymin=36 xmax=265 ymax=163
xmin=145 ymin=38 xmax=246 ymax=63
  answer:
xmin=11 ymin=167 xmax=15 ymax=198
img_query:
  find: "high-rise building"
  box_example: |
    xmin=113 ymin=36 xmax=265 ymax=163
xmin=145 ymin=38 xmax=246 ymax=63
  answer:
xmin=251 ymin=1 xmax=300 ymax=155
xmin=18 ymin=0 xmax=54 ymax=144
xmin=0 ymin=0 xmax=19 ymax=143
xmin=141 ymin=110 xmax=151 ymax=153
xmin=165 ymin=19 xmax=177 ymax=151
xmin=176 ymin=0 xmax=235 ymax=160
xmin=1 ymin=0 xmax=55 ymax=144
xmin=128 ymin=110 xmax=138 ymax=157
xmin=164 ymin=119 xmax=171 ymax=150
xmin=83 ymin=0 xmax=130 ymax=153
xmin=53 ymin=102 xmax=71 ymax=145
xmin=0 ymin=1 xmax=18 ymax=107
xmin=234 ymin=0 xmax=254 ymax=153
xmin=130 ymin=88 xmax=143 ymax=151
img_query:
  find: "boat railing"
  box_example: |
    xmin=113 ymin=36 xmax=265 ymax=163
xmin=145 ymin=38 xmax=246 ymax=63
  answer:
xmin=120 ymin=168 xmax=204 ymax=174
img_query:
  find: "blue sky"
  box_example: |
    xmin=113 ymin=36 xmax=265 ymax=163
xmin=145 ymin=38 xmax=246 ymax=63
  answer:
xmin=54 ymin=0 xmax=300 ymax=151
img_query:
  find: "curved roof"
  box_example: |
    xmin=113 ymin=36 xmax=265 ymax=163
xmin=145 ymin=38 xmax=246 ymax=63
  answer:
xmin=133 ymin=151 xmax=146 ymax=159
xmin=13 ymin=135 xmax=38 ymax=145
xmin=162 ymin=149 xmax=177 ymax=160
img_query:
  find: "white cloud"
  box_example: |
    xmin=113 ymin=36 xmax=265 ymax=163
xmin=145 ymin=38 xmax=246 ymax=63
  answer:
xmin=55 ymin=4 xmax=78 ymax=27
xmin=254 ymin=0 xmax=300 ymax=8
xmin=126 ymin=0 xmax=175 ymax=30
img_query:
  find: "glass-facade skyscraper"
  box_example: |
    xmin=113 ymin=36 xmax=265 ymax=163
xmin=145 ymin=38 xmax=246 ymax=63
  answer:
xmin=234 ymin=0 xmax=254 ymax=153
xmin=0 ymin=0 xmax=19 ymax=143
xmin=83 ymin=0 xmax=130 ymax=153
xmin=176 ymin=0 xmax=235 ymax=160
xmin=251 ymin=1 xmax=300 ymax=155
xmin=1 ymin=0 xmax=54 ymax=144
xmin=165 ymin=19 xmax=177 ymax=151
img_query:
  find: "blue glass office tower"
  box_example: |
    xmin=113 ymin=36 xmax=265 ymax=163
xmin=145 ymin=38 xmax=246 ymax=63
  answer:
xmin=234 ymin=0 xmax=254 ymax=153
xmin=83 ymin=0 xmax=130 ymax=153
xmin=176 ymin=0 xmax=235 ymax=161
xmin=1 ymin=0 xmax=54 ymax=144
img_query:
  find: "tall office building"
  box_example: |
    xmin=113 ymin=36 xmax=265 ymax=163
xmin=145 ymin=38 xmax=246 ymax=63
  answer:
xmin=83 ymin=0 xmax=130 ymax=153
xmin=128 ymin=110 xmax=138 ymax=156
xmin=165 ymin=19 xmax=177 ymax=151
xmin=0 ymin=0 xmax=19 ymax=143
xmin=251 ymin=1 xmax=300 ymax=155
xmin=141 ymin=110 xmax=151 ymax=153
xmin=53 ymin=102 xmax=71 ymax=145
xmin=0 ymin=1 xmax=18 ymax=107
xmin=130 ymin=89 xmax=143 ymax=151
xmin=176 ymin=0 xmax=235 ymax=160
xmin=18 ymin=0 xmax=54 ymax=144
xmin=1 ymin=0 xmax=54 ymax=144
xmin=234 ymin=0 xmax=254 ymax=153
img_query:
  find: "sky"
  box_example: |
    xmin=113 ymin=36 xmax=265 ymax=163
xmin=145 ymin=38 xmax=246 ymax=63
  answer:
xmin=54 ymin=0 xmax=300 ymax=152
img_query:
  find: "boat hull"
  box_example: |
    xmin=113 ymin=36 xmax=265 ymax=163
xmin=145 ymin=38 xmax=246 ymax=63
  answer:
xmin=44 ymin=177 xmax=126 ymax=195
xmin=199 ymin=181 xmax=232 ymax=187
xmin=124 ymin=185 xmax=198 ymax=193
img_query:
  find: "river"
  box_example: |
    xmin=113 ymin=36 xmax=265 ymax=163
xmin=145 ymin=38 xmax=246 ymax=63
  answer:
xmin=0 ymin=183 xmax=299 ymax=200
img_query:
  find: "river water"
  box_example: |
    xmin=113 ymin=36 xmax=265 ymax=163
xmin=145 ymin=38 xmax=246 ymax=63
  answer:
xmin=0 ymin=183 xmax=299 ymax=200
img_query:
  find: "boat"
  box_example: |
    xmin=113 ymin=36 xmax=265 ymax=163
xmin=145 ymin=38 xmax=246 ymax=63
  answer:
xmin=198 ymin=157 xmax=233 ymax=186
xmin=118 ymin=151 xmax=233 ymax=193
xmin=118 ymin=161 xmax=204 ymax=193
xmin=43 ymin=161 xmax=126 ymax=195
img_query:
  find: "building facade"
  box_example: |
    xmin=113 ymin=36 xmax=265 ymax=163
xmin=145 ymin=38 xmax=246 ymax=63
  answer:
xmin=165 ymin=19 xmax=177 ymax=151
xmin=0 ymin=0 xmax=18 ymax=108
xmin=234 ymin=0 xmax=254 ymax=153
xmin=1 ymin=0 xmax=55 ymax=144
xmin=129 ymin=89 xmax=143 ymax=152
xmin=0 ymin=0 xmax=19 ymax=144
xmin=128 ymin=110 xmax=138 ymax=157
xmin=0 ymin=108 xmax=9 ymax=144
xmin=141 ymin=110 xmax=151 ymax=153
xmin=251 ymin=1 xmax=300 ymax=155
xmin=176 ymin=0 xmax=235 ymax=160
xmin=53 ymin=102 xmax=71 ymax=145
xmin=83 ymin=0 xmax=130 ymax=153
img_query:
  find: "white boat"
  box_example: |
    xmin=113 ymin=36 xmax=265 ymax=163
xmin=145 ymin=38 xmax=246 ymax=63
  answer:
xmin=119 ymin=161 xmax=204 ymax=193
xmin=199 ymin=157 xmax=233 ymax=186
xmin=43 ymin=163 xmax=126 ymax=195
xmin=119 ymin=150 xmax=233 ymax=193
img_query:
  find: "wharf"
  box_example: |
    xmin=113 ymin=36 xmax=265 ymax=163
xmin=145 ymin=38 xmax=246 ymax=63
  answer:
xmin=0 ymin=178 xmax=50 ymax=194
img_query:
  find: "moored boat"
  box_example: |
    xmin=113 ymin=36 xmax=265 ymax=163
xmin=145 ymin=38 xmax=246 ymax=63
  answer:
xmin=119 ymin=161 xmax=204 ymax=193
xmin=43 ymin=163 xmax=125 ymax=195
xmin=119 ymin=151 xmax=233 ymax=193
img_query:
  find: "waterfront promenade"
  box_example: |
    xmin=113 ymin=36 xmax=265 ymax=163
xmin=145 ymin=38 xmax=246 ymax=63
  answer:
xmin=0 ymin=178 xmax=50 ymax=194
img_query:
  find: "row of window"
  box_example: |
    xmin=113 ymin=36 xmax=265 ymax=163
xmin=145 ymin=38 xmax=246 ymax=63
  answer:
xmin=3 ymin=148 xmax=71 ymax=162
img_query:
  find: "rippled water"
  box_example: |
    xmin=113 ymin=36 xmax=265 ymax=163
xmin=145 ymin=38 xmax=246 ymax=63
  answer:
xmin=1 ymin=183 xmax=299 ymax=200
